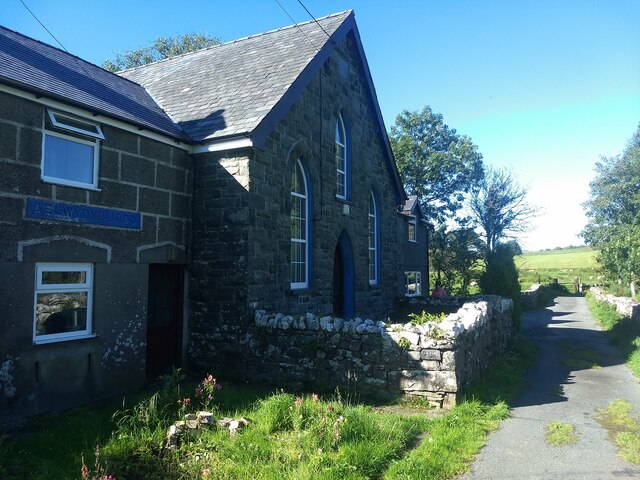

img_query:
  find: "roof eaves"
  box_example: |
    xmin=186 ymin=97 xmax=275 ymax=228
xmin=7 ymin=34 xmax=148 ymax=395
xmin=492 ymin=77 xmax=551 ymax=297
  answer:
xmin=0 ymin=75 xmax=190 ymax=142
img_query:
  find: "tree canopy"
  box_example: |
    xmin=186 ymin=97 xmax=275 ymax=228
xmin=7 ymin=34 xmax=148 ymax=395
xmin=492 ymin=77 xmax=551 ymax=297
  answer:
xmin=389 ymin=106 xmax=484 ymax=223
xmin=430 ymin=226 xmax=484 ymax=295
xmin=103 ymin=33 xmax=221 ymax=72
xmin=469 ymin=167 xmax=538 ymax=253
xmin=582 ymin=124 xmax=640 ymax=285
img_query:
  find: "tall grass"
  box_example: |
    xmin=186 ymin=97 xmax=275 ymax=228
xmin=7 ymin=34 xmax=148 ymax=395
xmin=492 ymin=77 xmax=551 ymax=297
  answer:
xmin=0 ymin=339 xmax=538 ymax=480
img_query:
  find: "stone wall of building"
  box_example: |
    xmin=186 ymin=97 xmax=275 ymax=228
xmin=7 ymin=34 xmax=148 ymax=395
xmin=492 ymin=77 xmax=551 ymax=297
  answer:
xmin=246 ymin=32 xmax=406 ymax=318
xmin=0 ymin=91 xmax=192 ymax=422
xmin=188 ymin=34 xmax=414 ymax=374
xmin=590 ymin=287 xmax=640 ymax=321
xmin=230 ymin=295 xmax=513 ymax=407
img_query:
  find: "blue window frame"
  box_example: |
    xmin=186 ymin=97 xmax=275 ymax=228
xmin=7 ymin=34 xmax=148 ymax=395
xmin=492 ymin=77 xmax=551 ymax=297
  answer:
xmin=368 ymin=191 xmax=380 ymax=285
xmin=335 ymin=113 xmax=350 ymax=199
xmin=291 ymin=159 xmax=312 ymax=289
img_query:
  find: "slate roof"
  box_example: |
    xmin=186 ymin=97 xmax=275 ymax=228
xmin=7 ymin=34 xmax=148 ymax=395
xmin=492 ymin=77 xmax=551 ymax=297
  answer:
xmin=119 ymin=11 xmax=351 ymax=143
xmin=401 ymin=195 xmax=420 ymax=215
xmin=0 ymin=25 xmax=186 ymax=140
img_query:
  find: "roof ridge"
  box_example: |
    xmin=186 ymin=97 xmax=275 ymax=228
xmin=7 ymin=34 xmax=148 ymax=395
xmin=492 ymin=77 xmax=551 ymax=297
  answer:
xmin=118 ymin=10 xmax=353 ymax=74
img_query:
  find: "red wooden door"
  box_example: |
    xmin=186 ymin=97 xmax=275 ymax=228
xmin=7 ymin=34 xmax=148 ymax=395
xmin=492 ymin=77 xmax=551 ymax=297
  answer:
xmin=146 ymin=264 xmax=183 ymax=376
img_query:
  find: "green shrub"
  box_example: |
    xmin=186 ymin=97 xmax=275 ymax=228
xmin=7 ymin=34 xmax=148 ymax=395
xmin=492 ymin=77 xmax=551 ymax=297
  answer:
xmin=479 ymin=244 xmax=522 ymax=332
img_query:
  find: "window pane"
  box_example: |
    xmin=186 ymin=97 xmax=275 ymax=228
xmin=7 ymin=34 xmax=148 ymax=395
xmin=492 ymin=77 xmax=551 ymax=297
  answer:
xmin=44 ymin=134 xmax=94 ymax=184
xmin=36 ymin=292 xmax=88 ymax=335
xmin=41 ymin=270 xmax=87 ymax=285
xmin=408 ymin=223 xmax=416 ymax=241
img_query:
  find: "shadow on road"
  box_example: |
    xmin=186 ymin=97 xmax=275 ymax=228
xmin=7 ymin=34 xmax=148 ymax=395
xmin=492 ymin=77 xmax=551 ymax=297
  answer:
xmin=512 ymin=294 xmax=627 ymax=409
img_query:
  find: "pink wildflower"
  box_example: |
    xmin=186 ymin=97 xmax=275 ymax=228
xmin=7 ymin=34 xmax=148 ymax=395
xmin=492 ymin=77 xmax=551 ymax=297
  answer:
xmin=312 ymin=393 xmax=319 ymax=403
xmin=202 ymin=468 xmax=211 ymax=478
xmin=327 ymin=404 xmax=334 ymax=412
xmin=295 ymin=397 xmax=303 ymax=406
xmin=184 ymin=397 xmax=191 ymax=407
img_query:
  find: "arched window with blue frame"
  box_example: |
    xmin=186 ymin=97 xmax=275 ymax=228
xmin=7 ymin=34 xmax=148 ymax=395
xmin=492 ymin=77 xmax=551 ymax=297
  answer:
xmin=290 ymin=159 xmax=312 ymax=289
xmin=368 ymin=190 xmax=380 ymax=285
xmin=335 ymin=113 xmax=350 ymax=199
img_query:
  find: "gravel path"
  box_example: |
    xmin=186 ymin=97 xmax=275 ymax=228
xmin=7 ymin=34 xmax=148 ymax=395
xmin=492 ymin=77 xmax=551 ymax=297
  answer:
xmin=462 ymin=295 xmax=640 ymax=480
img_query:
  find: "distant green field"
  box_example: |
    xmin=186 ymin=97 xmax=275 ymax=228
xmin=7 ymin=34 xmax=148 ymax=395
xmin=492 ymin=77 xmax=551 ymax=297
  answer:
xmin=516 ymin=247 xmax=600 ymax=290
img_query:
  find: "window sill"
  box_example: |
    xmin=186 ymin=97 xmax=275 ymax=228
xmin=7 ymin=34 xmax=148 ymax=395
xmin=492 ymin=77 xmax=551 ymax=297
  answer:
xmin=33 ymin=332 xmax=97 ymax=346
xmin=335 ymin=195 xmax=352 ymax=205
xmin=289 ymin=287 xmax=314 ymax=295
xmin=41 ymin=177 xmax=101 ymax=192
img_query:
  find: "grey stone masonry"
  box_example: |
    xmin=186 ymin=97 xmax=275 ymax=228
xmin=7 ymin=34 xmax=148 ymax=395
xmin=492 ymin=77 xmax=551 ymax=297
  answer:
xmin=0 ymin=91 xmax=192 ymax=263
xmin=590 ymin=287 xmax=640 ymax=321
xmin=0 ymin=91 xmax=192 ymax=422
xmin=188 ymin=34 xmax=406 ymax=375
xmin=192 ymin=295 xmax=513 ymax=407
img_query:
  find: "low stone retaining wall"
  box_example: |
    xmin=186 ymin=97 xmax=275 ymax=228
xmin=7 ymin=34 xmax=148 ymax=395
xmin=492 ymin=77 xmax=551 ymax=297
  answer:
xmin=520 ymin=283 xmax=554 ymax=309
xmin=241 ymin=295 xmax=513 ymax=408
xmin=590 ymin=287 xmax=640 ymax=321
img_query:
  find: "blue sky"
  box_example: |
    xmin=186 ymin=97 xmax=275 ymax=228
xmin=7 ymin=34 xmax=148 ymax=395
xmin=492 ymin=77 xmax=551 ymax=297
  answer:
xmin=3 ymin=0 xmax=639 ymax=250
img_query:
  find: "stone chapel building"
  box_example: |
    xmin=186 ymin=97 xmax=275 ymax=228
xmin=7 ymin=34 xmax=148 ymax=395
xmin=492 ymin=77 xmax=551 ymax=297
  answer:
xmin=0 ymin=11 xmax=428 ymax=420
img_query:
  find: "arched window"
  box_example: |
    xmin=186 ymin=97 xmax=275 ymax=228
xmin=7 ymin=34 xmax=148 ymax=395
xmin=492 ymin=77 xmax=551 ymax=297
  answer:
xmin=291 ymin=159 xmax=310 ymax=289
xmin=335 ymin=113 xmax=348 ymax=199
xmin=368 ymin=191 xmax=379 ymax=285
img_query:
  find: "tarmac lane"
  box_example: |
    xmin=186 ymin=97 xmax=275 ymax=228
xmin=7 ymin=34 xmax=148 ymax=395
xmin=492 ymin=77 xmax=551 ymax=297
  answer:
xmin=461 ymin=295 xmax=640 ymax=480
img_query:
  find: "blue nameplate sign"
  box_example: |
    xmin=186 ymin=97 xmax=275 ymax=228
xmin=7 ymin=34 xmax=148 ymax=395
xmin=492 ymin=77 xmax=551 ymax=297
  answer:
xmin=26 ymin=198 xmax=141 ymax=229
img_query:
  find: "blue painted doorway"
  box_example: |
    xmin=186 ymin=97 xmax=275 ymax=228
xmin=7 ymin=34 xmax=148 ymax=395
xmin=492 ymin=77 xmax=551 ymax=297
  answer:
xmin=333 ymin=231 xmax=355 ymax=318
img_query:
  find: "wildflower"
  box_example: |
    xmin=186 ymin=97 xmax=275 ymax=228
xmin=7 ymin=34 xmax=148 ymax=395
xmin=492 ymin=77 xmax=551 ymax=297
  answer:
xmin=312 ymin=393 xmax=319 ymax=403
xmin=207 ymin=394 xmax=213 ymax=402
xmin=327 ymin=404 xmax=334 ymax=412
xmin=184 ymin=397 xmax=191 ymax=407
xmin=101 ymin=476 xmax=117 ymax=480
xmin=295 ymin=396 xmax=303 ymax=406
xmin=81 ymin=459 xmax=89 ymax=480
xmin=177 ymin=399 xmax=182 ymax=406
xmin=202 ymin=467 xmax=211 ymax=478
xmin=195 ymin=386 xmax=203 ymax=398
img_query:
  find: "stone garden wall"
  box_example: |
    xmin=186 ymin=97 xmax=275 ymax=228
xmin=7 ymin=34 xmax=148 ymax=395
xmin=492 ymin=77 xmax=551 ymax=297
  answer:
xmin=590 ymin=287 xmax=640 ymax=321
xmin=520 ymin=283 xmax=555 ymax=309
xmin=241 ymin=295 xmax=513 ymax=408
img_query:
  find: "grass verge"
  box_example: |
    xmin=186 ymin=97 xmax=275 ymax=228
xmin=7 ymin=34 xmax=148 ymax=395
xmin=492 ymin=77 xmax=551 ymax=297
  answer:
xmin=544 ymin=421 xmax=578 ymax=446
xmin=586 ymin=292 xmax=640 ymax=377
xmin=384 ymin=337 xmax=538 ymax=478
xmin=0 ymin=339 xmax=538 ymax=480
xmin=594 ymin=399 xmax=640 ymax=464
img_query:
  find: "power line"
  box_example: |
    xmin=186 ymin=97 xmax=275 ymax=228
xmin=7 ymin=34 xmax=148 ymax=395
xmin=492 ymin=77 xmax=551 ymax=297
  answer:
xmin=19 ymin=0 xmax=70 ymax=54
xmin=296 ymin=0 xmax=332 ymax=40
xmin=273 ymin=0 xmax=318 ymax=49
xmin=19 ymin=0 xmax=95 ymax=78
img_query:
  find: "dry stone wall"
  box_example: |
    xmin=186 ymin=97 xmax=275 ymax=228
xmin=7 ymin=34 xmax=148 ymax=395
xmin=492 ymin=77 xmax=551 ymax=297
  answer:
xmin=590 ymin=287 xmax=640 ymax=321
xmin=240 ymin=295 xmax=513 ymax=408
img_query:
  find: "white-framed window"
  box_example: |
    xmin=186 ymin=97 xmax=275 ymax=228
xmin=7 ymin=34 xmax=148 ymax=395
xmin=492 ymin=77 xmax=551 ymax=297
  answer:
xmin=33 ymin=263 xmax=94 ymax=344
xmin=42 ymin=110 xmax=104 ymax=189
xmin=291 ymin=159 xmax=310 ymax=289
xmin=368 ymin=191 xmax=378 ymax=285
xmin=405 ymin=271 xmax=422 ymax=297
xmin=408 ymin=215 xmax=417 ymax=242
xmin=335 ymin=113 xmax=347 ymax=199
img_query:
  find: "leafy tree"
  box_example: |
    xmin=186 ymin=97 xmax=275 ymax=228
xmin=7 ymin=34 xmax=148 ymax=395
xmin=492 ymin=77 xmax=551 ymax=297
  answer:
xmin=469 ymin=167 xmax=538 ymax=254
xmin=582 ymin=124 xmax=640 ymax=289
xmin=389 ymin=106 xmax=485 ymax=223
xmin=430 ymin=225 xmax=483 ymax=295
xmin=478 ymin=243 xmax=522 ymax=332
xmin=103 ymin=33 xmax=221 ymax=72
